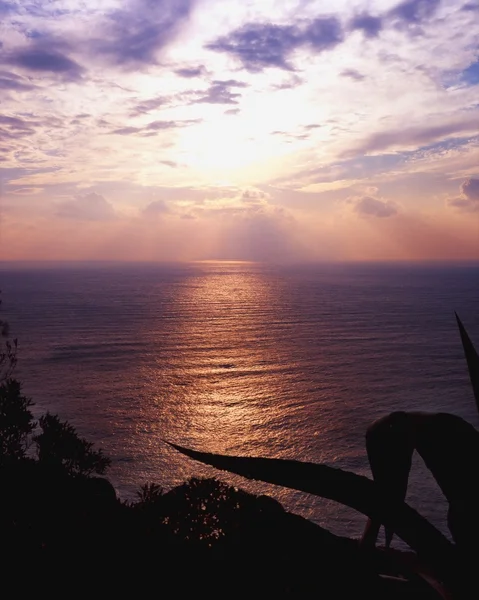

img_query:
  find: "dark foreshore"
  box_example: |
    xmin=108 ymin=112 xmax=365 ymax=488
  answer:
xmin=1 ymin=458 xmax=442 ymax=598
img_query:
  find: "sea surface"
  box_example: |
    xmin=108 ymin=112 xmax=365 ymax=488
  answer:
xmin=1 ymin=261 xmax=478 ymax=544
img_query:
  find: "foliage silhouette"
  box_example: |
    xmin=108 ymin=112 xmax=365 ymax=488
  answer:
xmin=136 ymin=482 xmax=164 ymax=509
xmin=34 ymin=412 xmax=111 ymax=476
xmin=0 ymin=379 xmax=35 ymax=464
xmin=170 ymin=314 xmax=479 ymax=599
xmin=0 ymin=291 xmax=17 ymax=383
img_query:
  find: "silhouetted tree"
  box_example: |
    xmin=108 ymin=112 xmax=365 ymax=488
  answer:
xmin=0 ymin=379 xmax=35 ymax=464
xmin=0 ymin=292 xmax=17 ymax=383
xmin=34 ymin=412 xmax=111 ymax=476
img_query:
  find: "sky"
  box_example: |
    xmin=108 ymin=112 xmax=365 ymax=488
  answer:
xmin=0 ymin=0 xmax=478 ymax=262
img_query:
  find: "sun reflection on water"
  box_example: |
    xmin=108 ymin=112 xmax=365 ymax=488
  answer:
xmin=167 ymin=261 xmax=285 ymax=454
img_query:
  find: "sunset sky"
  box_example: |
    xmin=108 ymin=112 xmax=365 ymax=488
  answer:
xmin=0 ymin=0 xmax=478 ymax=262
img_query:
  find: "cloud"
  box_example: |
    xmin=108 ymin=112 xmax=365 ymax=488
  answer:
xmin=4 ymin=44 xmax=83 ymax=80
xmin=349 ymin=118 xmax=479 ymax=156
xmin=111 ymin=118 xmax=200 ymax=136
xmin=206 ymin=17 xmax=343 ymax=72
xmin=272 ymin=74 xmax=303 ymax=90
xmin=350 ymin=13 xmax=383 ymax=38
xmin=389 ymin=0 xmax=440 ymax=27
xmin=0 ymin=115 xmax=34 ymax=130
xmin=181 ymin=187 xmax=273 ymax=220
xmin=56 ymin=192 xmax=117 ymax=221
xmin=0 ymin=70 xmax=36 ymax=91
xmin=195 ymin=79 xmax=247 ymax=105
xmin=0 ymin=1 xmax=14 ymax=14
xmin=349 ymin=195 xmax=398 ymax=218
xmin=131 ymin=96 xmax=166 ymax=116
xmin=11 ymin=187 xmax=42 ymax=195
xmin=111 ymin=126 xmax=141 ymax=136
xmin=0 ymin=114 xmax=36 ymax=141
xmin=142 ymin=199 xmax=171 ymax=216
xmin=447 ymin=177 xmax=479 ymax=212
xmin=350 ymin=1 xmax=439 ymax=39
xmin=174 ymin=65 xmax=206 ymax=78
xmin=92 ymin=0 xmax=194 ymax=68
xmin=341 ymin=69 xmax=365 ymax=81
xmin=241 ymin=188 xmax=271 ymax=204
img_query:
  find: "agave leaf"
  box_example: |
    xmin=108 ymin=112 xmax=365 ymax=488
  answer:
xmin=168 ymin=442 xmax=456 ymax=583
xmin=455 ymin=312 xmax=479 ymax=414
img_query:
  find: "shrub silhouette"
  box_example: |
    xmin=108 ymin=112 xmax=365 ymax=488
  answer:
xmin=0 ymin=379 xmax=35 ymax=465
xmin=34 ymin=412 xmax=110 ymax=476
xmin=136 ymin=482 xmax=164 ymax=508
xmin=0 ymin=292 xmax=17 ymax=383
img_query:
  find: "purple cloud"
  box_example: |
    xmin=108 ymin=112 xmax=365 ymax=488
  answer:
xmin=389 ymin=0 xmax=440 ymax=26
xmin=0 ymin=70 xmax=35 ymax=91
xmin=341 ymin=69 xmax=365 ymax=81
xmin=348 ymin=118 xmax=479 ymax=156
xmin=350 ymin=13 xmax=383 ymax=38
xmin=131 ymin=97 xmax=166 ymax=116
xmin=93 ymin=0 xmax=194 ymax=68
xmin=5 ymin=46 xmax=83 ymax=80
xmin=174 ymin=65 xmax=206 ymax=78
xmin=206 ymin=17 xmax=343 ymax=72
xmin=196 ymin=80 xmax=247 ymax=105
xmin=111 ymin=119 xmax=200 ymax=136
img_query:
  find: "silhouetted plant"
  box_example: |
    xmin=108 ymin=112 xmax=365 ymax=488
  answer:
xmin=34 ymin=412 xmax=111 ymax=476
xmin=0 ymin=292 xmax=17 ymax=383
xmin=159 ymin=477 xmax=251 ymax=546
xmin=170 ymin=314 xmax=479 ymax=599
xmin=0 ymin=379 xmax=35 ymax=464
xmin=136 ymin=482 xmax=164 ymax=507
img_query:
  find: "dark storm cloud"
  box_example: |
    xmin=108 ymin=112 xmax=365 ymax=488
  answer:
xmin=195 ymin=80 xmax=247 ymax=105
xmin=448 ymin=178 xmax=479 ymax=212
xmin=206 ymin=17 xmax=343 ymax=72
xmin=351 ymin=196 xmax=398 ymax=218
xmin=350 ymin=13 xmax=383 ymax=38
xmin=92 ymin=0 xmax=194 ymax=67
xmin=56 ymin=192 xmax=117 ymax=221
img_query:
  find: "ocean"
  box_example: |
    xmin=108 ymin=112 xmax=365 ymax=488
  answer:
xmin=1 ymin=260 xmax=478 ymax=543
